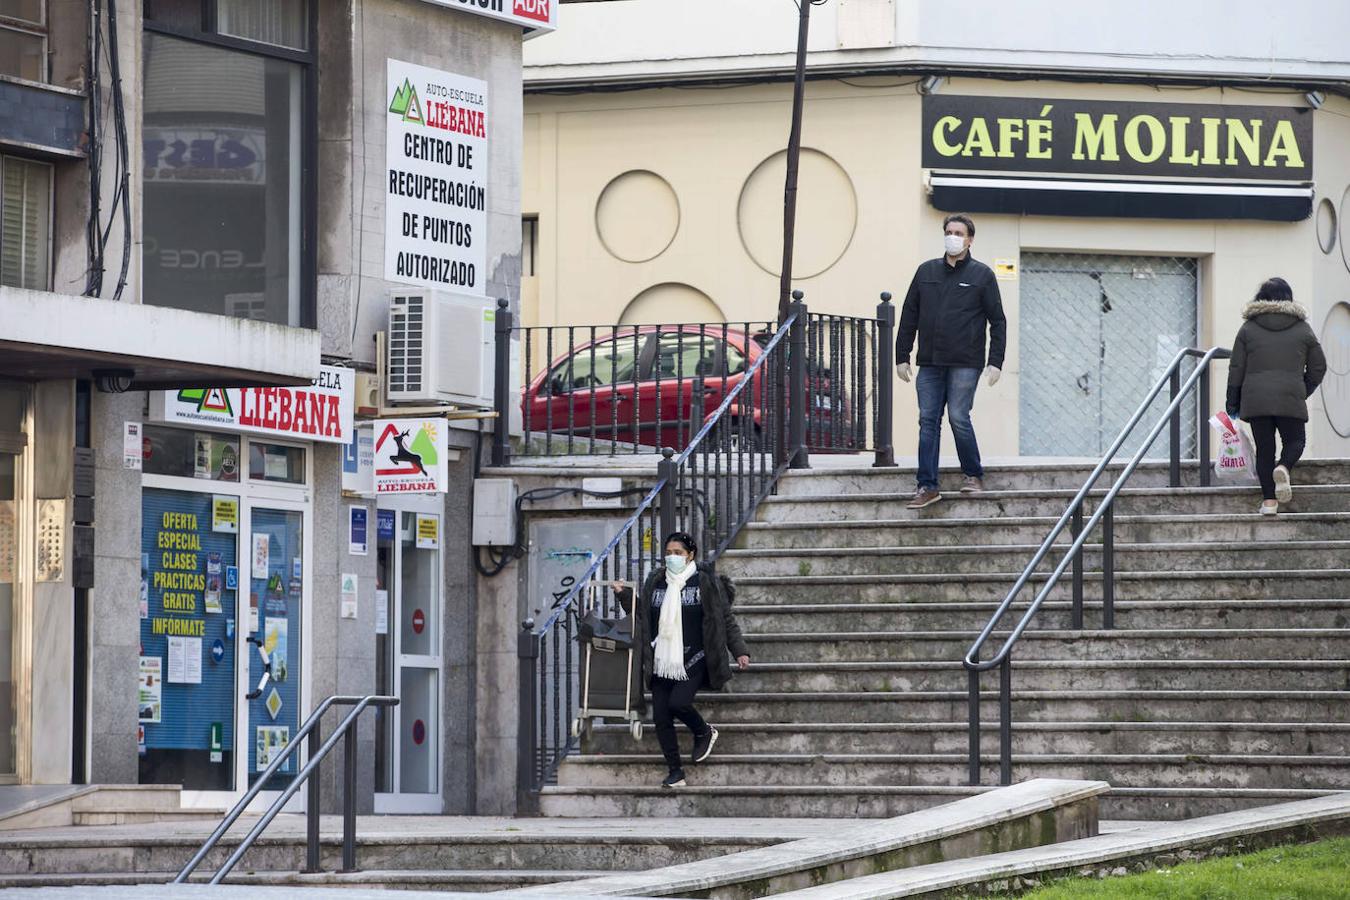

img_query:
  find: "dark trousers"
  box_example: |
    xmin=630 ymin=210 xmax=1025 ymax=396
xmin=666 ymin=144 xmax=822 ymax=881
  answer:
xmin=650 ymin=662 xmax=708 ymax=772
xmin=1247 ymin=416 xmax=1306 ymax=500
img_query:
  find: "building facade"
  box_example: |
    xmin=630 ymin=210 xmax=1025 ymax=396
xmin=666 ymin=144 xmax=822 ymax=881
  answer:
xmin=0 ymin=0 xmax=535 ymax=815
xmin=522 ymin=0 xmax=1350 ymax=463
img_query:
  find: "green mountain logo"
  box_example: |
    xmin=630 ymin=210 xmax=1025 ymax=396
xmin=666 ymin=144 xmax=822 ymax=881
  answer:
xmin=409 ymin=426 xmax=439 ymax=466
xmin=389 ymin=78 xmax=423 ymax=124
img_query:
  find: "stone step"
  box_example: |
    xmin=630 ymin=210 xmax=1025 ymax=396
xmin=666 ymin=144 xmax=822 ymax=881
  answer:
xmin=0 ymin=830 xmax=770 ymax=877
xmin=0 ymin=869 xmax=611 ymax=891
xmin=70 ymin=809 xmax=224 ymax=827
xmin=536 ymin=783 xmax=1333 ymax=821
xmin=738 ymin=512 xmax=1350 ymax=549
xmin=727 ymin=569 xmax=1350 ymax=604
xmin=584 ymin=721 xmax=1350 ymax=757
xmin=722 ymin=540 xmax=1350 ymax=578
xmin=556 ymin=753 xmax=1350 ymax=792
xmin=687 ymin=690 xmax=1350 ymax=724
xmin=735 ymin=599 xmax=1350 ymax=633
xmin=756 ymin=484 xmax=1350 ymax=522
xmin=772 ymin=460 xmax=1350 ymax=497
xmin=743 ymin=629 xmax=1350 ymax=664
xmin=726 ymin=659 xmax=1350 ymax=693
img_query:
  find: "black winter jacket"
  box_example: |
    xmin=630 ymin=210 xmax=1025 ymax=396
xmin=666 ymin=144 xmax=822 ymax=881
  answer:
xmin=1225 ymin=300 xmax=1327 ymax=422
xmin=616 ymin=562 xmax=748 ymax=693
xmin=896 ymin=254 xmax=1007 ymax=370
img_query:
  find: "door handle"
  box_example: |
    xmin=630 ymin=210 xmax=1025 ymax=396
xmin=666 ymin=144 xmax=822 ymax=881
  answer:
xmin=1077 ymin=373 xmax=1091 ymax=395
xmin=245 ymin=635 xmax=272 ymax=701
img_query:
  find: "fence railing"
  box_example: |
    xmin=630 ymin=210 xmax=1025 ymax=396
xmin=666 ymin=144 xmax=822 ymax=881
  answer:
xmin=491 ymin=294 xmax=896 ymax=467
xmin=962 ymin=347 xmax=1230 ymax=787
xmin=174 ymin=694 xmax=398 ymax=884
xmin=517 ymin=298 xmax=812 ymax=809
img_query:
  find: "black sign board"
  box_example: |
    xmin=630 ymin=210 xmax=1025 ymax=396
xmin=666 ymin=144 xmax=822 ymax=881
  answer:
xmin=72 ymin=524 xmax=95 ymax=589
xmin=922 ymin=95 xmax=1313 ymax=182
xmin=73 ymin=447 xmax=95 ymax=498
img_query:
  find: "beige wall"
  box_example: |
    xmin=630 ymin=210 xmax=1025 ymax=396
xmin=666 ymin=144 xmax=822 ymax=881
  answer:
xmin=524 ymin=76 xmax=1349 ymax=460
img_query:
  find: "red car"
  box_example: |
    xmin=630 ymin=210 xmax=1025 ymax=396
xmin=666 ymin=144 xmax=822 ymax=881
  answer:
xmin=522 ymin=325 xmax=856 ymax=452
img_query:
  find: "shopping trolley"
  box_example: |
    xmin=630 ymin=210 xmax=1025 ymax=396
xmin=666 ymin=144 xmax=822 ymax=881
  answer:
xmin=570 ymin=581 xmax=644 ymax=742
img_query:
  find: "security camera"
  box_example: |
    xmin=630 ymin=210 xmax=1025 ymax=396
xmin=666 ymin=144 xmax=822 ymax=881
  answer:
xmin=92 ymin=369 xmax=135 ymax=393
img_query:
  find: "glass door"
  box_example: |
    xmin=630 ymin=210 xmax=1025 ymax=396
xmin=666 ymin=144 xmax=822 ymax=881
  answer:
xmin=246 ymin=504 xmax=305 ymax=791
xmin=374 ymin=508 xmax=442 ymax=813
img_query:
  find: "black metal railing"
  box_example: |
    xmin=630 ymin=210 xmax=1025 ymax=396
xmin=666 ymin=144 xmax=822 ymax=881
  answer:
xmin=174 ymin=694 xmax=398 ymax=884
xmin=517 ymin=299 xmax=810 ymax=809
xmin=491 ymin=294 xmax=896 ymax=467
xmin=962 ymin=347 xmax=1231 ymax=787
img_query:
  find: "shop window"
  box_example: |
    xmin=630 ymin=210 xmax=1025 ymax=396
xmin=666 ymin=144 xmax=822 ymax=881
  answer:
xmin=141 ymin=0 xmax=313 ymax=327
xmin=249 ymin=442 xmax=305 ymax=483
xmin=0 ymin=1 xmax=45 ymax=82
xmin=0 ymin=156 xmax=52 ymax=291
xmin=143 ymin=425 xmax=242 ymax=482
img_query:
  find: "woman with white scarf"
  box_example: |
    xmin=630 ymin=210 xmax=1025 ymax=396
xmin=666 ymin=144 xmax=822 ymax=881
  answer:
xmin=614 ymin=532 xmax=750 ymax=788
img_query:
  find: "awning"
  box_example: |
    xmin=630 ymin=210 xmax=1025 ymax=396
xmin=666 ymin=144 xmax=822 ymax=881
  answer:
xmin=928 ymin=172 xmax=1314 ymax=222
xmin=0 ymin=286 xmax=320 ymax=389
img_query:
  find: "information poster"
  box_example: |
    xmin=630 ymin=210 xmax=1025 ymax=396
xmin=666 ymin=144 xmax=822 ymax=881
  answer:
xmin=139 ymin=490 xmax=237 ymax=790
xmin=255 ymin=726 xmax=291 ymax=772
xmin=416 ymin=514 xmax=440 ymax=549
xmin=385 ymin=59 xmax=488 ymax=293
xmin=138 ymin=657 xmax=162 ymax=723
xmin=212 ymin=496 xmax=238 ymax=533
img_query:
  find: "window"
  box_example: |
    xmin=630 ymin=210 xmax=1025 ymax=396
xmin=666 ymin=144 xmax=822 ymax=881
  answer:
xmin=249 ymin=442 xmax=305 ymax=483
xmin=547 ymin=337 xmax=640 ymax=393
xmin=142 ymin=2 xmax=313 ymax=327
xmin=522 ymin=216 xmax=538 ymax=277
xmin=0 ymin=0 xmax=45 ymax=82
xmin=142 ymin=425 xmax=241 ymax=481
xmin=650 ymin=331 xmax=723 ymax=381
xmin=0 ymin=156 xmax=52 ymax=291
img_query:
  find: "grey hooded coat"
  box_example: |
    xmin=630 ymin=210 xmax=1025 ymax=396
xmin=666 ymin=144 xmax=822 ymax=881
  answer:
xmin=1225 ymin=300 xmax=1326 ymax=422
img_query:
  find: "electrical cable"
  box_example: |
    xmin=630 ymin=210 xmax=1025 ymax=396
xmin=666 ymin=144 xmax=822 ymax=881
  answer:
xmin=83 ymin=0 xmax=103 ymax=296
xmin=105 ymin=0 xmax=132 ymax=301
xmin=474 ymin=484 xmax=650 ymax=578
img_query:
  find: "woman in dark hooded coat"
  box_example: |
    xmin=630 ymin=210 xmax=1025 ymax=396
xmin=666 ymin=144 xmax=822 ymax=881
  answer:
xmin=1226 ymin=277 xmax=1327 ymax=515
xmin=613 ymin=531 xmax=750 ymax=788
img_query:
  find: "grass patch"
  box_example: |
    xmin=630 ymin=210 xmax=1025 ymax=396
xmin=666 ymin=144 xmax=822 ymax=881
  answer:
xmin=1013 ymin=837 xmax=1350 ymax=899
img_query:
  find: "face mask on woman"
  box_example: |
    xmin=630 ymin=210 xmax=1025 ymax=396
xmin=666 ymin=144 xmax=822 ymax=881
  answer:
xmin=665 ymin=554 xmax=689 ymax=575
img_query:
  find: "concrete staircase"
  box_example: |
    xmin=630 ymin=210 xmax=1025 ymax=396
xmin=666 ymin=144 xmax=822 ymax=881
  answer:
xmin=542 ymin=459 xmax=1350 ymax=820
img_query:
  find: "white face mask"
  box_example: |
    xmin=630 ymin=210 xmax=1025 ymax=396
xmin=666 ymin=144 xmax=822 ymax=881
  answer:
xmin=665 ymin=554 xmax=689 ymax=575
xmin=944 ymin=233 xmax=967 ymax=257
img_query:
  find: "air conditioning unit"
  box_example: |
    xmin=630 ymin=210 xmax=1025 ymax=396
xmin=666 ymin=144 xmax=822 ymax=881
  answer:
xmin=387 ymin=289 xmax=496 ymax=407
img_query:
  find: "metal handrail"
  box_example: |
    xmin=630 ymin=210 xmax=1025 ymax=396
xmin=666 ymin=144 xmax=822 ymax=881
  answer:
xmin=532 ymin=310 xmax=800 ymax=637
xmin=962 ymin=346 xmax=1231 ymax=786
xmin=519 ymin=310 xmax=804 ymax=806
xmin=173 ymin=694 xmax=398 ymax=885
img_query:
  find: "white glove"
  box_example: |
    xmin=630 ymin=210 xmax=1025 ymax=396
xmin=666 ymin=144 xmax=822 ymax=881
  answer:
xmin=985 ymin=366 xmax=1001 ymax=387
xmin=896 ymin=363 xmax=912 ymax=383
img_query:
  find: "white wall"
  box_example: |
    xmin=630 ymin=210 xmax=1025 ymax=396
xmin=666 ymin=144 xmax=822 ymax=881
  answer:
xmin=527 ymin=0 xmax=1350 ymax=85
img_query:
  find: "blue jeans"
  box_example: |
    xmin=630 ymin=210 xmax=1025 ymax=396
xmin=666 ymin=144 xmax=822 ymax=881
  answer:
xmin=916 ymin=366 xmax=983 ymax=491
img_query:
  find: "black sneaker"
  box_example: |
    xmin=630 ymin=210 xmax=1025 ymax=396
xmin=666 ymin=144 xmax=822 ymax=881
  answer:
xmin=662 ymin=769 xmax=686 ymax=788
xmin=692 ymin=727 xmax=719 ymax=764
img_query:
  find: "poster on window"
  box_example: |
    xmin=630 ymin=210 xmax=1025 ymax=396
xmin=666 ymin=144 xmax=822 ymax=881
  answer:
xmin=385 ymin=59 xmax=488 ymax=295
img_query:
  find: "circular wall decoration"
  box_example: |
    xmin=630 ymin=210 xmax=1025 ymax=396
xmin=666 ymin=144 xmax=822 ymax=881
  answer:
xmin=1322 ymin=301 xmax=1350 ymax=438
xmin=1316 ymin=196 xmax=1337 ymax=255
xmin=737 ymin=148 xmax=858 ymax=279
xmin=1340 ymin=186 xmax=1350 ymax=275
xmin=595 ymin=170 xmax=681 ymax=263
xmin=620 ymin=283 xmax=724 ymax=326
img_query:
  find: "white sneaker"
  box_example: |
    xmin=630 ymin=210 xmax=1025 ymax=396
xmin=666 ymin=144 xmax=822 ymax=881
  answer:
xmin=1273 ymin=465 xmax=1292 ymax=503
xmin=1260 ymin=500 xmax=1279 ymax=516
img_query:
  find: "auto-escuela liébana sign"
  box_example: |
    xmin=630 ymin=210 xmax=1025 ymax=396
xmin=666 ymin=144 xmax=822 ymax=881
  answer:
xmin=922 ymin=95 xmax=1313 ymax=181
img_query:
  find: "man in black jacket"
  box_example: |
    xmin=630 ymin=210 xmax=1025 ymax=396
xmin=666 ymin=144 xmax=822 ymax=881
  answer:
xmin=895 ymin=214 xmax=1007 ymax=509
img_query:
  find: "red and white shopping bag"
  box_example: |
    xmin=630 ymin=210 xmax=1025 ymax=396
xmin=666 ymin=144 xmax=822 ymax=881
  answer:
xmin=1209 ymin=411 xmax=1256 ymax=482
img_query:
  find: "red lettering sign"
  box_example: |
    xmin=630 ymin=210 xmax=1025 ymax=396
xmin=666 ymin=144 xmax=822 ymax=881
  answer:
xmin=412 ymin=609 xmax=425 ymax=634
xmin=514 ymin=0 xmax=549 ymax=23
